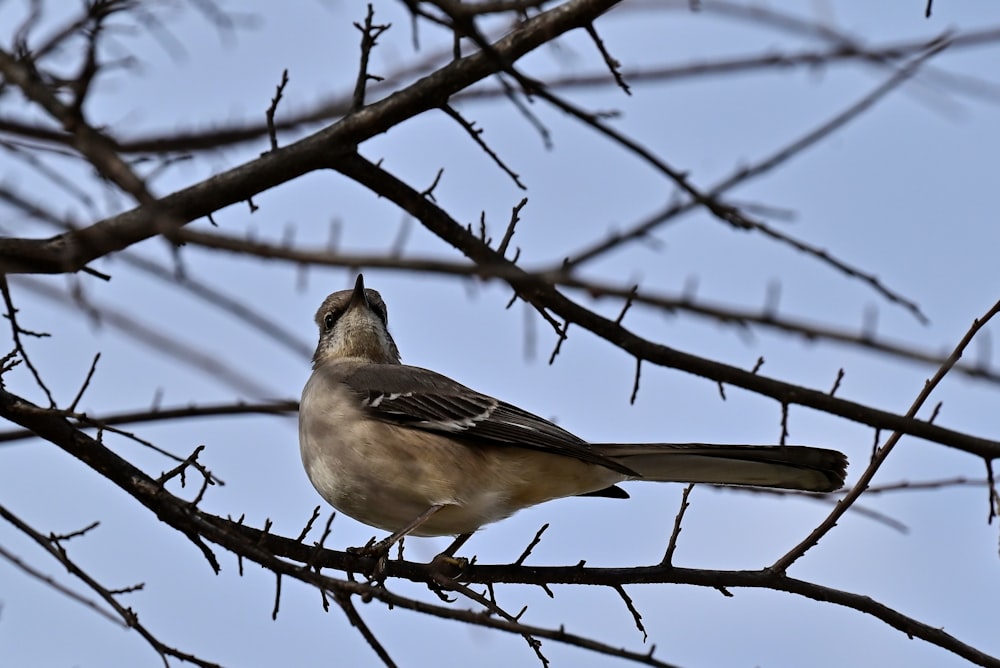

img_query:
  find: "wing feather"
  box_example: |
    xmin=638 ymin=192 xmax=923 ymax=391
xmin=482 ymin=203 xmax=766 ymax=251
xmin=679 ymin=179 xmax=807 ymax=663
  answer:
xmin=338 ymin=362 xmax=634 ymax=474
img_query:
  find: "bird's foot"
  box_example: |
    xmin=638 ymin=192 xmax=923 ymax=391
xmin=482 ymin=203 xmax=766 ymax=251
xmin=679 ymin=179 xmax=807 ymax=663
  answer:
xmin=348 ymin=536 xmax=394 ymax=583
xmin=429 ymin=551 xmax=469 ymax=579
xmin=348 ymin=536 xmax=392 ymax=559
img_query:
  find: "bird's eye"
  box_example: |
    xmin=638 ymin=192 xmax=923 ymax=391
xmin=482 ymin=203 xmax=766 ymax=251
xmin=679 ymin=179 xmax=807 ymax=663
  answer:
xmin=324 ymin=311 xmax=340 ymax=330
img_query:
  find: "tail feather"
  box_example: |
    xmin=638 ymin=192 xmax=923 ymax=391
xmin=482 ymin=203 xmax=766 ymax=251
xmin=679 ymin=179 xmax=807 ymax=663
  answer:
xmin=592 ymin=443 xmax=848 ymax=493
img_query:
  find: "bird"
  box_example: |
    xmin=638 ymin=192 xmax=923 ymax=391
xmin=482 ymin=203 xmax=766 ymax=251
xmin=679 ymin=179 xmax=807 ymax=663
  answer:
xmin=298 ymin=274 xmax=848 ymax=553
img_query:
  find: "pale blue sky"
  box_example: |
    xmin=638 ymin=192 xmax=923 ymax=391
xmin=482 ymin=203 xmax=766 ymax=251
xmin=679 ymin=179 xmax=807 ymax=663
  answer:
xmin=1 ymin=2 xmax=999 ymax=667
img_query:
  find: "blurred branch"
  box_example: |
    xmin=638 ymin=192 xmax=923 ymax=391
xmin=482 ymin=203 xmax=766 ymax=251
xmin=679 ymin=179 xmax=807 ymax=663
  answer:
xmin=772 ymin=297 xmax=1000 ymax=571
xmin=0 ymin=399 xmax=296 ymax=444
xmin=0 ymin=0 xmax=621 ymax=275
xmin=563 ymin=44 xmax=948 ymax=322
xmin=0 ymin=540 xmax=124 ymax=627
xmin=332 ymin=151 xmax=1000 ymax=460
xmin=2 ymin=2 xmax=998 ymax=666
xmin=5 ymin=16 xmax=997 ymax=156
xmin=1 ymin=384 xmax=996 ymax=667
xmin=11 ymin=276 xmax=278 ymax=399
xmin=0 ymin=46 xmax=154 ymax=205
xmin=0 ymin=185 xmax=312 ymax=360
xmin=164 ymin=227 xmax=1000 ymax=385
xmin=0 ymin=502 xmax=221 ymax=667
xmin=0 ymin=385 xmax=682 ymax=667
xmin=0 ymin=276 xmax=55 ymax=406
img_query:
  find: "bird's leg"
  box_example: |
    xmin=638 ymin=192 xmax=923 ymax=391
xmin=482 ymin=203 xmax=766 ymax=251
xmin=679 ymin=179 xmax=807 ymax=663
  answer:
xmin=430 ymin=531 xmax=472 ymax=578
xmin=350 ymin=504 xmax=445 ymax=566
xmin=441 ymin=532 xmax=472 ymax=558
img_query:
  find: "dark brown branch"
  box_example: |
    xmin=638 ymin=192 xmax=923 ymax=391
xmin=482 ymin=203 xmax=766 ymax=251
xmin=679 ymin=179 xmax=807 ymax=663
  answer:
xmin=548 ymin=320 xmax=569 ymax=365
xmin=331 ymin=152 xmax=1000 ymax=460
xmin=152 ymin=226 xmax=1000 ymax=385
xmin=0 ymin=46 xmax=154 ymax=206
xmin=629 ymin=357 xmax=642 ymax=404
xmin=68 ymin=352 xmax=100 ymax=412
xmin=772 ymin=298 xmax=1000 ymax=572
xmin=424 ymin=3 xmax=935 ymax=325
xmin=0 ymin=400 xmax=297 ymax=445
xmin=0 ymin=0 xmax=621 ymax=275
xmin=334 ymin=590 xmax=398 ymax=667
xmin=497 ymin=197 xmax=527 ymax=256
xmin=265 ymin=69 xmax=289 ymax=151
xmin=440 ymin=103 xmax=526 ymax=188
xmin=562 ymin=45 xmax=948 ymax=324
xmin=458 ymin=578 xmax=556 ymax=665
xmin=12 ymin=276 xmax=276 ymax=399
xmin=0 ymin=541 xmax=123 ymax=626
xmin=513 ymin=523 xmax=549 ymax=566
xmin=0 ymin=184 xmax=312 ymax=358
xmin=4 ymin=25 xmax=998 ymax=158
xmin=351 ymin=5 xmax=390 ymax=112
xmin=612 ymin=584 xmax=647 ymax=642
xmin=584 ymin=22 xmax=630 ymax=94
xmin=0 ymin=276 xmax=55 ymax=406
xmin=661 ymin=484 xmax=694 ymax=566
xmin=0 ymin=502 xmax=221 ymax=667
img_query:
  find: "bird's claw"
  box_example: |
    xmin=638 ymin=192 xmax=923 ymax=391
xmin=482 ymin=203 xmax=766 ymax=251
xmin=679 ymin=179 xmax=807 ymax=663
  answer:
xmin=429 ymin=552 xmax=469 ymax=579
xmin=348 ymin=537 xmax=393 ymax=583
xmin=348 ymin=536 xmax=390 ymax=558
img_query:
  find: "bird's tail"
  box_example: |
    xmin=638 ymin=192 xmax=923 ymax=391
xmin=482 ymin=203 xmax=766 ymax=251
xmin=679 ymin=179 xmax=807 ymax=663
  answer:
xmin=591 ymin=443 xmax=848 ymax=493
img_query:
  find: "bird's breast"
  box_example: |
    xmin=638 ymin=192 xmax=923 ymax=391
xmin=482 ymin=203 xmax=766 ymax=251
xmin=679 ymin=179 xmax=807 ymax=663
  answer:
xmin=298 ymin=374 xmax=622 ymax=535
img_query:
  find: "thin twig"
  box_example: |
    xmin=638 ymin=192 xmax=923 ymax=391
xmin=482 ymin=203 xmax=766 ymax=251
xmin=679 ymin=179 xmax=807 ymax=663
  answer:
xmin=0 ymin=542 xmax=124 ymax=626
xmin=265 ymin=69 xmax=289 ymax=151
xmin=68 ymin=352 xmax=100 ymax=412
xmin=0 ymin=276 xmax=54 ymax=405
xmin=630 ymin=357 xmax=642 ymax=404
xmin=773 ymin=298 xmax=1000 ymax=572
xmin=513 ymin=523 xmax=549 ymax=566
xmin=440 ymin=103 xmax=526 ymax=189
xmin=497 ymin=197 xmax=527 ymax=256
xmin=661 ymin=484 xmax=694 ymax=566
xmin=334 ymin=590 xmax=398 ymax=668
xmin=585 ymin=22 xmax=630 ymax=94
xmin=612 ymin=584 xmax=647 ymax=641
xmin=351 ymin=5 xmax=390 ymax=112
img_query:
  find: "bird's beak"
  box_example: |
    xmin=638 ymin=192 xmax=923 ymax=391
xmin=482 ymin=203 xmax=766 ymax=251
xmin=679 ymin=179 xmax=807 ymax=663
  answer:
xmin=348 ymin=273 xmax=369 ymax=311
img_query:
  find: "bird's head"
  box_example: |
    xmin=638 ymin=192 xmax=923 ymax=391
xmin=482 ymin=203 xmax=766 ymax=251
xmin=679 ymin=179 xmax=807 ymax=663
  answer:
xmin=312 ymin=274 xmax=401 ymax=367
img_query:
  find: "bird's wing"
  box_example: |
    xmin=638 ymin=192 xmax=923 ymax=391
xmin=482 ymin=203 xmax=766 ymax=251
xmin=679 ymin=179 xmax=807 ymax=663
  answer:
xmin=335 ymin=362 xmax=635 ymax=474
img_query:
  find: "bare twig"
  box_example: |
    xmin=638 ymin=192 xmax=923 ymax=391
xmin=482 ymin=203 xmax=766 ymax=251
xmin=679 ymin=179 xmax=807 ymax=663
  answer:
xmin=0 ymin=276 xmax=54 ymax=405
xmin=630 ymin=357 xmax=641 ymax=404
xmin=351 ymin=5 xmax=390 ymax=112
xmin=265 ymin=69 xmax=289 ymax=151
xmin=441 ymin=103 xmax=526 ymax=189
xmin=497 ymin=197 xmax=527 ymax=256
xmin=773 ymin=298 xmax=1000 ymax=572
xmin=0 ymin=502 xmax=221 ymax=667
xmin=584 ymin=22 xmax=630 ymax=94
xmin=332 ymin=151 xmax=1000 ymax=461
xmin=68 ymin=352 xmax=100 ymax=412
xmin=334 ymin=590 xmax=398 ymax=667
xmin=612 ymin=584 xmax=647 ymax=641
xmin=661 ymin=484 xmax=694 ymax=566
xmin=0 ymin=399 xmax=296 ymax=444
xmin=513 ymin=523 xmax=549 ymax=566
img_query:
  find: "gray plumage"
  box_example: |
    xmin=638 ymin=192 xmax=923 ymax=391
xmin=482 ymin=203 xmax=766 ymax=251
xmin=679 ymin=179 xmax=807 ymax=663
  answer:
xmin=298 ymin=275 xmax=848 ymax=538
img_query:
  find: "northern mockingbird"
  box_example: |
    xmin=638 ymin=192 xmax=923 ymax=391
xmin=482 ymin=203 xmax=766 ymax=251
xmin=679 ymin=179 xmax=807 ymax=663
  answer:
xmin=299 ymin=275 xmax=847 ymax=552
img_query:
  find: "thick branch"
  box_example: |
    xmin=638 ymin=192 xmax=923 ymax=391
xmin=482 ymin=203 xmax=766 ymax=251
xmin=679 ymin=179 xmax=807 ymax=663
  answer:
xmin=0 ymin=0 xmax=621 ymax=275
xmin=331 ymin=152 xmax=1000 ymax=460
